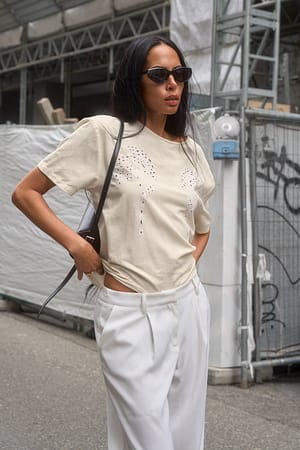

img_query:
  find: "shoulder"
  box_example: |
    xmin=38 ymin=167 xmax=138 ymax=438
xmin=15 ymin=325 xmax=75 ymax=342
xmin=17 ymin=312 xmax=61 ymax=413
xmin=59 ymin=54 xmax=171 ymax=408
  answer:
xmin=184 ymin=136 xmax=209 ymax=164
xmin=75 ymin=115 xmax=121 ymax=138
xmin=77 ymin=115 xmax=141 ymax=140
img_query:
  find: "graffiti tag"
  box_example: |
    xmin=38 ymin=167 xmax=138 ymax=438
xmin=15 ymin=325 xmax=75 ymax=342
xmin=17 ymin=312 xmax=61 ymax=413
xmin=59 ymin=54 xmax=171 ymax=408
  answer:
xmin=256 ymin=140 xmax=300 ymax=215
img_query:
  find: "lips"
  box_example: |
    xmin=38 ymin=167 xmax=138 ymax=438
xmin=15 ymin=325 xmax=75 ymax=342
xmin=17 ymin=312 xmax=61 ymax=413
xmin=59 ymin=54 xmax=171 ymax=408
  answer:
xmin=165 ymin=95 xmax=179 ymax=106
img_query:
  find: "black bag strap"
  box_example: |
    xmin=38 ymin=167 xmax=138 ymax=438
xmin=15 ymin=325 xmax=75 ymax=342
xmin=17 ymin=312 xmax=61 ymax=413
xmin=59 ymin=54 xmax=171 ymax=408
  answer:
xmin=37 ymin=119 xmax=124 ymax=319
xmin=94 ymin=119 xmax=124 ymax=223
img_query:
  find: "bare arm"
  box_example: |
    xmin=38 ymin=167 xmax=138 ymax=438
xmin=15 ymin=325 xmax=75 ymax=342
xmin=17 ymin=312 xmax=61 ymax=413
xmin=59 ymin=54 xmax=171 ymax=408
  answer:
xmin=11 ymin=167 xmax=103 ymax=280
xmin=192 ymin=230 xmax=210 ymax=262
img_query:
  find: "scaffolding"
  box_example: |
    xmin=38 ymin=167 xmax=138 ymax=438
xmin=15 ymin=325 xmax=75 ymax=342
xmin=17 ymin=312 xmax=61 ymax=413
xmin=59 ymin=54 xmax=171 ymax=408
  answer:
xmin=0 ymin=1 xmax=170 ymax=123
xmin=211 ymin=0 xmax=300 ymax=386
xmin=210 ymin=0 xmax=281 ymax=109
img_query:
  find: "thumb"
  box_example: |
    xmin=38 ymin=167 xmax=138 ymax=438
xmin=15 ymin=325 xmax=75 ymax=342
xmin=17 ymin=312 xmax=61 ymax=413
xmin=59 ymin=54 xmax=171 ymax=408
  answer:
xmin=77 ymin=268 xmax=84 ymax=280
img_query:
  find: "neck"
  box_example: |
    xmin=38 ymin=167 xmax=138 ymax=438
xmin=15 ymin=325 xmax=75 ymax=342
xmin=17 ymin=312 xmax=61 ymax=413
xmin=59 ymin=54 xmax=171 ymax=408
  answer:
xmin=144 ymin=115 xmax=167 ymax=138
xmin=142 ymin=116 xmax=183 ymax=142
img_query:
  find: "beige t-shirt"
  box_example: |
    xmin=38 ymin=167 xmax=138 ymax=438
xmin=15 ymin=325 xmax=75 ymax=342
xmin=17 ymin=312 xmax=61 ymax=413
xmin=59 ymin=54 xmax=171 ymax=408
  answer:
xmin=38 ymin=115 xmax=215 ymax=292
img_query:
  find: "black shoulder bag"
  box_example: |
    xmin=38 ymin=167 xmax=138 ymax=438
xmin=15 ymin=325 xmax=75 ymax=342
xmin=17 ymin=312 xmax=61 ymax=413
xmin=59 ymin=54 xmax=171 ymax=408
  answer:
xmin=37 ymin=120 xmax=124 ymax=318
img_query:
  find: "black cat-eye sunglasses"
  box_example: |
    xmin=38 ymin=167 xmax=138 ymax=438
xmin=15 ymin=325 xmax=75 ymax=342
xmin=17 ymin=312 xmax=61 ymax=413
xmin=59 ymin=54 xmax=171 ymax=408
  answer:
xmin=142 ymin=67 xmax=192 ymax=84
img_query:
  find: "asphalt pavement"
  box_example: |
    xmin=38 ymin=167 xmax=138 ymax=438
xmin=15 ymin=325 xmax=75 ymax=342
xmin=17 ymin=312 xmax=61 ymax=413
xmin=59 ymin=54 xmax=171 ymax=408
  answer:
xmin=0 ymin=308 xmax=299 ymax=450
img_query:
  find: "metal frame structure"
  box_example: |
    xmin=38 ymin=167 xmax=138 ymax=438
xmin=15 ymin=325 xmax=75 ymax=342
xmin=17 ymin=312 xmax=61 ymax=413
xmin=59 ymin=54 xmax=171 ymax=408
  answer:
xmin=211 ymin=0 xmax=300 ymax=387
xmin=0 ymin=1 xmax=170 ymax=123
xmin=210 ymin=0 xmax=281 ymax=109
xmin=247 ymin=106 xmax=300 ymax=376
xmin=0 ymin=0 xmax=92 ymax=33
xmin=0 ymin=3 xmax=170 ymax=75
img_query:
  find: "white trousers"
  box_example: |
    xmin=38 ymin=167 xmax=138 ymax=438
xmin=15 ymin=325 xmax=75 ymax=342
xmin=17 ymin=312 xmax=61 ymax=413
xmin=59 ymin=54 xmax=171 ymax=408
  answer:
xmin=93 ymin=275 xmax=210 ymax=450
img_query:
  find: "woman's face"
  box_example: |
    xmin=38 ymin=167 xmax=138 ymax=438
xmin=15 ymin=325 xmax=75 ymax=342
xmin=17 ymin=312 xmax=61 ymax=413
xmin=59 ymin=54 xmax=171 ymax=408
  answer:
xmin=140 ymin=43 xmax=185 ymax=120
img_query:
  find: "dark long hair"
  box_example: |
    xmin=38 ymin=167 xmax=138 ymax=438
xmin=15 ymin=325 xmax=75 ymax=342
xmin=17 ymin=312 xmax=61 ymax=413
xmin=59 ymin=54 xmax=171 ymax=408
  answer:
xmin=112 ymin=35 xmax=191 ymax=137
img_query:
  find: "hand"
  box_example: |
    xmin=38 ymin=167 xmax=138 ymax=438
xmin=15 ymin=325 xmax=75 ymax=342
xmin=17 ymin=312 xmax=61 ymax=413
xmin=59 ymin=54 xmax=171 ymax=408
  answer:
xmin=69 ymin=236 xmax=104 ymax=280
xmin=192 ymin=231 xmax=210 ymax=262
xmin=11 ymin=167 xmax=104 ymax=281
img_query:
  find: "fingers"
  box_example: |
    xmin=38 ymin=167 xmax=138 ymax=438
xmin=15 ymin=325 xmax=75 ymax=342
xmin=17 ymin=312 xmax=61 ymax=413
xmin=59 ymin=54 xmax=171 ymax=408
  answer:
xmin=78 ymin=263 xmax=104 ymax=280
xmin=73 ymin=243 xmax=104 ymax=280
xmin=84 ymin=265 xmax=104 ymax=276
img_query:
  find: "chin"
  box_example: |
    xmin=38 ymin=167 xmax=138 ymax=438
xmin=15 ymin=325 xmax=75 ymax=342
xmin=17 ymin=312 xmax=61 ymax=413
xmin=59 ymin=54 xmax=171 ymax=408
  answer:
xmin=165 ymin=107 xmax=179 ymax=115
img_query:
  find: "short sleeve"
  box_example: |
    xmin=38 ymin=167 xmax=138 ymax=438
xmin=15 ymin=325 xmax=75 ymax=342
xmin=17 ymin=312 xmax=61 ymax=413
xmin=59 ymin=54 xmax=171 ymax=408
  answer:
xmin=193 ymin=142 xmax=215 ymax=234
xmin=37 ymin=116 xmax=115 ymax=195
xmin=194 ymin=198 xmax=212 ymax=234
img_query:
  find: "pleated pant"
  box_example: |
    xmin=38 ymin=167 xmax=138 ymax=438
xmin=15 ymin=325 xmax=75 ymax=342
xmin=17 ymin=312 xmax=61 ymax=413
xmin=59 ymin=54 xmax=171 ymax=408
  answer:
xmin=93 ymin=274 xmax=210 ymax=450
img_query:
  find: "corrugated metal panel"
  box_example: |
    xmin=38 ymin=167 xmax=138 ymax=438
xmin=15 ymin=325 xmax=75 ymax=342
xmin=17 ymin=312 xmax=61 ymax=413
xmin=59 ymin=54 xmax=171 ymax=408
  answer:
xmin=0 ymin=0 xmax=92 ymax=33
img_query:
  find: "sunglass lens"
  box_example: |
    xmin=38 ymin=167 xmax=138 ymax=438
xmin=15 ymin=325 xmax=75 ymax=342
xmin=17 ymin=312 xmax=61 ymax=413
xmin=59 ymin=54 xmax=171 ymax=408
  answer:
xmin=147 ymin=68 xmax=169 ymax=83
xmin=173 ymin=67 xmax=192 ymax=82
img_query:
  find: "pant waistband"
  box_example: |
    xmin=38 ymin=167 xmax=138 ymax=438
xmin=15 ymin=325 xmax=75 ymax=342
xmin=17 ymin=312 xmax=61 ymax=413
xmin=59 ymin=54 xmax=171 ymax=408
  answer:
xmin=98 ymin=275 xmax=201 ymax=308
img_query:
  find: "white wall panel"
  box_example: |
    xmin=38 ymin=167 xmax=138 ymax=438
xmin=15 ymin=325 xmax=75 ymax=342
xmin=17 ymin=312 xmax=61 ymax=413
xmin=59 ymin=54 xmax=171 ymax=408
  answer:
xmin=170 ymin=0 xmax=243 ymax=94
xmin=0 ymin=27 xmax=23 ymax=49
xmin=0 ymin=125 xmax=94 ymax=320
xmin=64 ymin=0 xmax=113 ymax=28
xmin=113 ymin=0 xmax=161 ymax=13
xmin=27 ymin=13 xmax=64 ymax=40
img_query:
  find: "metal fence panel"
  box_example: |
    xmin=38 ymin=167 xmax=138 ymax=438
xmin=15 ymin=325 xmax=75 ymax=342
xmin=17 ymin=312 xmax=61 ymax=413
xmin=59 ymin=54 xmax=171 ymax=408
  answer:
xmin=252 ymin=117 xmax=300 ymax=357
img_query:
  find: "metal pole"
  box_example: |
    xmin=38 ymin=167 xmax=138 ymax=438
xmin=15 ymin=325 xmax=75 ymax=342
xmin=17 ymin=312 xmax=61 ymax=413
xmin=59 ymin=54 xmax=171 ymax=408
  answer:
xmin=239 ymin=0 xmax=251 ymax=389
xmin=248 ymin=117 xmax=263 ymax=382
xmin=282 ymin=53 xmax=291 ymax=106
xmin=19 ymin=68 xmax=27 ymax=124
xmin=251 ymin=355 xmax=300 ymax=369
xmin=64 ymin=60 xmax=71 ymax=117
xmin=210 ymin=0 xmax=218 ymax=107
xmin=245 ymin=108 xmax=300 ymax=121
xmin=272 ymin=0 xmax=281 ymax=108
xmin=239 ymin=106 xmax=249 ymax=388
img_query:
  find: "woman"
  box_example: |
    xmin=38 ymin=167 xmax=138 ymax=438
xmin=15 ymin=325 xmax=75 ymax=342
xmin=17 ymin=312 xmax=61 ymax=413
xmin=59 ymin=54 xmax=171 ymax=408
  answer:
xmin=12 ymin=35 xmax=215 ymax=450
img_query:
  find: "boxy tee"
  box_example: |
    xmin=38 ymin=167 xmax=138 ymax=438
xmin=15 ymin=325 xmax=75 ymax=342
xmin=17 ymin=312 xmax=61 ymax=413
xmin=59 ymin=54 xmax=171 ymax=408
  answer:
xmin=38 ymin=115 xmax=215 ymax=292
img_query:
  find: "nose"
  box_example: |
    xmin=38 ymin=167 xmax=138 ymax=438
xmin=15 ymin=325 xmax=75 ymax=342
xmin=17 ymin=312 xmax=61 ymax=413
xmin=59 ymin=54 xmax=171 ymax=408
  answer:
xmin=166 ymin=74 xmax=177 ymax=89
